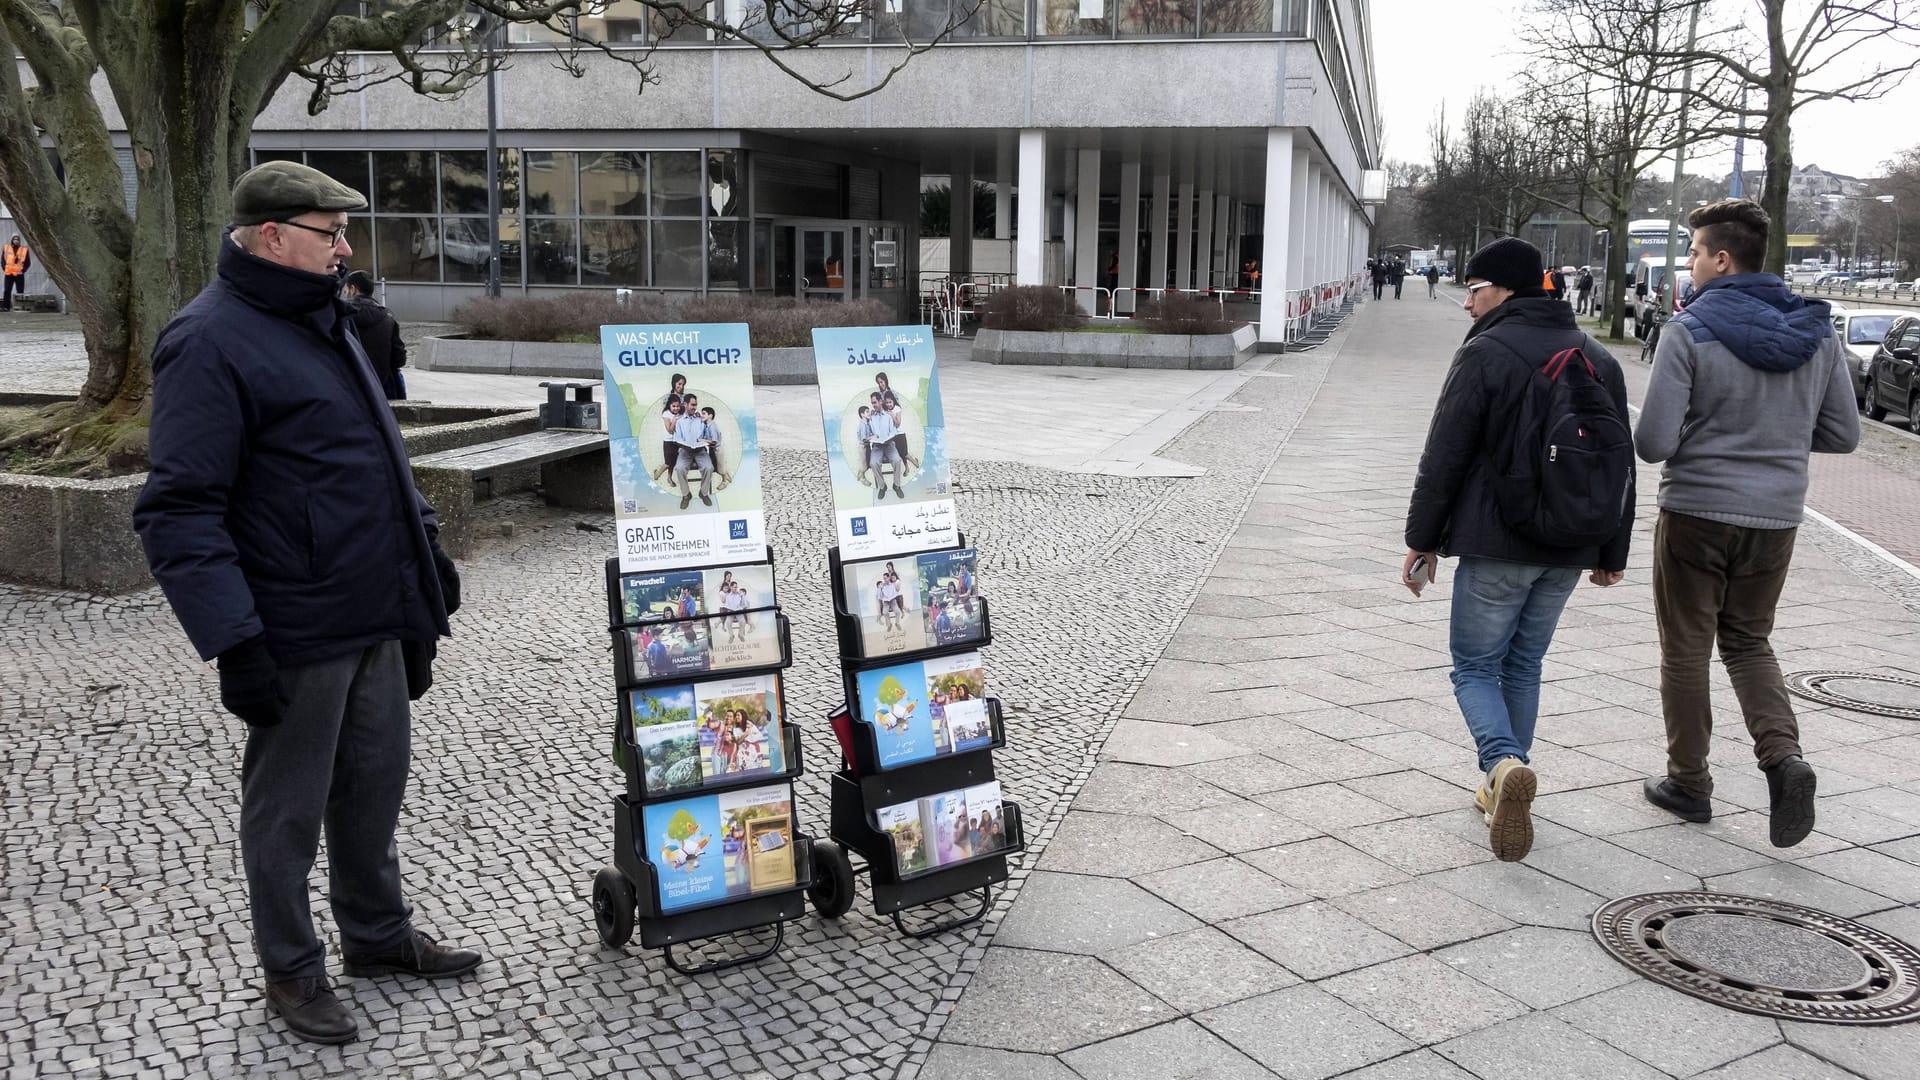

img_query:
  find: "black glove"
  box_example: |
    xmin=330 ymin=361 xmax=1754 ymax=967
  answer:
xmin=430 ymin=536 xmax=462 ymax=617
xmin=217 ymin=635 xmax=284 ymax=728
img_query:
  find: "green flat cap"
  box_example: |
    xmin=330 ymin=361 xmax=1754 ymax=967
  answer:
xmin=230 ymin=160 xmax=367 ymax=226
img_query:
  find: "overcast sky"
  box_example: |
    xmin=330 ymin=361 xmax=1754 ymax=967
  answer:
xmin=1369 ymin=0 xmax=1920 ymax=182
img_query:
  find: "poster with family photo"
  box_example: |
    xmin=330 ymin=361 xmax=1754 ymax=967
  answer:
xmin=809 ymin=326 xmax=957 ymax=561
xmin=642 ymin=782 xmax=796 ymax=913
xmin=875 ymin=780 xmax=1008 ymax=877
xmin=617 ymin=561 xmax=780 ymax=674
xmin=852 ymin=651 xmax=988 ymax=769
xmin=629 ymin=674 xmax=786 ymax=795
xmin=841 ymin=548 xmax=985 ymax=657
xmin=602 ymin=322 xmax=766 ymax=571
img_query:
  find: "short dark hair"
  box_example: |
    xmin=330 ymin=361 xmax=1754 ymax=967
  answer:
xmin=1688 ymin=199 xmax=1769 ymax=273
xmin=344 ymin=269 xmax=377 ymax=296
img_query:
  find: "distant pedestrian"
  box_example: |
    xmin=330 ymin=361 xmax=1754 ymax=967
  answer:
xmin=1402 ymin=236 xmax=1634 ymax=862
xmin=1 ymin=234 xmax=28 ymax=311
xmin=1575 ymin=267 xmax=1595 ymax=314
xmin=1391 ymin=261 xmax=1406 ymax=299
xmin=1425 ymin=265 xmax=1440 ymax=299
xmin=1372 ymin=260 xmax=1388 ymax=299
xmin=131 ymin=161 xmax=481 ymax=1047
xmin=1634 ymin=199 xmax=1859 ymax=847
xmin=1550 ymin=267 xmax=1567 ymax=303
xmin=342 ymin=270 xmax=407 ymax=400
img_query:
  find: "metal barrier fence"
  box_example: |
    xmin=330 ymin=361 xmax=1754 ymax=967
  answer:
xmin=1798 ymin=280 xmax=1920 ymax=305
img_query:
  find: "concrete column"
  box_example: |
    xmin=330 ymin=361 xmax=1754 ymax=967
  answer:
xmin=1258 ymin=128 xmax=1295 ymax=345
xmin=1117 ymin=152 xmax=1142 ymax=314
xmin=1195 ymin=152 xmax=1215 ymax=292
xmin=1016 ymin=129 xmax=1046 ymax=286
xmin=1286 ymin=148 xmax=1309 ymax=293
xmin=1212 ymin=189 xmax=1231 ymax=291
xmin=950 ymin=149 xmax=975 ymax=279
xmin=995 ymin=132 xmax=1014 ymax=241
xmin=1074 ymin=145 xmax=1101 ymax=313
xmin=1150 ymin=160 xmax=1171 ymax=291
xmin=1176 ymin=156 xmax=1196 ymax=291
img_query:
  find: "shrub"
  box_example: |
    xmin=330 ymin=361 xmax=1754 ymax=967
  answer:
xmin=977 ymin=285 xmax=1086 ymax=331
xmin=1131 ymin=295 xmax=1237 ymax=335
xmin=452 ymin=293 xmax=895 ymax=348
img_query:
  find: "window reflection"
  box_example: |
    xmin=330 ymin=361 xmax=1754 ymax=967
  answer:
xmin=577 ymin=0 xmax=649 ymax=41
xmin=580 ymin=151 xmax=647 ymax=215
xmin=706 ymin=150 xmax=740 ymax=216
xmin=708 ymin=221 xmax=741 ymax=288
xmin=581 ymin=219 xmax=647 ymax=286
xmin=650 ymin=151 xmax=702 ymax=217
xmin=1117 ymin=0 xmax=1192 ymax=34
xmin=375 ymin=216 xmax=440 ymax=282
xmin=527 ymin=219 xmax=580 ymax=285
xmin=1039 ymin=0 xmax=1109 ymax=35
xmin=653 ymin=220 xmax=705 ymax=288
xmin=373 ymin=150 xmax=436 ymax=214
xmin=439 ymin=150 xmax=489 ymax=215
xmin=307 ymin=150 xmax=371 ymax=199
xmin=524 ymin=151 xmax=579 ymax=215
xmin=955 ymin=0 xmax=1026 ymax=37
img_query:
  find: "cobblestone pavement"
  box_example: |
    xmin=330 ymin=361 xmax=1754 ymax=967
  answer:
xmin=0 ymin=317 xmax=1326 ymax=1076
xmin=919 ymin=290 xmax=1920 ymax=1080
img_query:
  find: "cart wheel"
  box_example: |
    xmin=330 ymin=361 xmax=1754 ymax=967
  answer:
xmin=808 ymin=841 xmax=856 ymax=920
xmin=592 ymin=866 xmax=636 ymax=948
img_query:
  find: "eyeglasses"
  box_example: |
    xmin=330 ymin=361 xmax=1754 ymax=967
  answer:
xmin=1465 ymin=280 xmax=1498 ymax=293
xmin=275 ymin=220 xmax=350 ymax=246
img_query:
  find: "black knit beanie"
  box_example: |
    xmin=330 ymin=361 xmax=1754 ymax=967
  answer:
xmin=1465 ymin=237 xmax=1543 ymax=292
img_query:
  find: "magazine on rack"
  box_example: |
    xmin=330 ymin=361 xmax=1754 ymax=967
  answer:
xmin=874 ymin=780 xmax=1007 ymax=876
xmin=630 ymin=673 xmax=786 ymax=794
xmin=852 ymin=651 xmax=988 ymax=769
xmin=641 ymin=782 xmax=797 ymax=913
xmin=840 ymin=547 xmax=984 ymax=657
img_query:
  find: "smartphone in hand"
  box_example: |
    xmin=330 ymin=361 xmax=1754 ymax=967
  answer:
xmin=1404 ymin=554 xmax=1432 ymax=597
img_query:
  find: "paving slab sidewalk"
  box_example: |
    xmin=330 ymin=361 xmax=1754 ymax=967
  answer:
xmin=919 ymin=291 xmax=1920 ymax=1080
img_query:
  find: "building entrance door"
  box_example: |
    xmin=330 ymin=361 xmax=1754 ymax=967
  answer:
xmin=800 ymin=225 xmax=852 ymax=302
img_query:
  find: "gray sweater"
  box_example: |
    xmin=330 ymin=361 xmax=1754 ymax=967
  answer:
xmin=1634 ymin=275 xmax=1859 ymax=529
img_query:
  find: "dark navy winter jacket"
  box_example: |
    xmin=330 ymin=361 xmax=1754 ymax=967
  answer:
xmin=133 ymin=231 xmax=450 ymax=666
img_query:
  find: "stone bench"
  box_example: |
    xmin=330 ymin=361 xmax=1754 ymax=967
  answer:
xmin=410 ymin=429 xmax=611 ymax=556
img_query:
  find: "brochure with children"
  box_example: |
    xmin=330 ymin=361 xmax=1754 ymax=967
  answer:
xmin=853 ymin=652 xmax=988 ymax=768
xmin=875 ymin=779 xmax=1008 ymax=877
xmin=618 ymin=561 xmax=776 ymax=624
xmin=602 ymin=322 xmax=767 ymax=572
xmin=619 ymin=561 xmax=781 ymax=674
xmin=809 ymin=325 xmax=957 ymax=561
xmin=840 ymin=547 xmax=985 ymax=657
xmin=630 ymin=673 xmax=786 ymax=794
xmin=643 ymin=782 xmax=796 ymax=913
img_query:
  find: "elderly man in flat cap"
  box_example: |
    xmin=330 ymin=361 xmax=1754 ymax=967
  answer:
xmin=133 ymin=160 xmax=481 ymax=1045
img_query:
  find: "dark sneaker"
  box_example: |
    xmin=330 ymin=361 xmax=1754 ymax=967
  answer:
xmin=1765 ymin=756 xmax=1817 ymax=848
xmin=343 ymin=930 xmax=484 ymax=981
xmin=1643 ymin=777 xmax=1712 ymax=823
xmin=1483 ymin=757 xmax=1536 ymax=862
xmin=265 ymin=977 xmax=357 ymax=1045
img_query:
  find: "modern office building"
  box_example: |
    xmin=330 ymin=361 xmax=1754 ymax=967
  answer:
xmin=39 ymin=1 xmax=1384 ymax=344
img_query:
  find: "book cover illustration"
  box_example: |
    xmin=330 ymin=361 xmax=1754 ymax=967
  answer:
xmin=695 ymin=674 xmax=785 ymax=782
xmin=876 ymin=799 xmax=929 ymax=876
xmin=602 ymin=322 xmax=767 ymax=571
xmin=854 ymin=659 xmax=937 ymax=768
xmin=810 ymin=325 xmax=957 ymax=560
xmin=641 ymin=793 xmax=726 ymax=913
xmin=917 ymin=548 xmax=984 ymax=647
xmin=841 ymin=555 xmax=922 ymax=658
xmin=720 ymin=784 xmax=797 ymax=894
xmin=629 ymin=685 xmax=702 ymax=794
xmin=962 ymin=781 xmax=1008 ymax=857
xmin=925 ymin=651 xmax=990 ymax=753
xmin=922 ymin=790 xmax=971 ymax=867
xmin=628 ymin=620 xmax=713 ymax=679
xmin=618 ymin=569 xmax=707 ymax=623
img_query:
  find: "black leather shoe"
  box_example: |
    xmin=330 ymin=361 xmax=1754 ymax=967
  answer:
xmin=1643 ymin=777 xmax=1712 ymax=823
xmin=343 ymin=930 xmax=484 ymax=980
xmin=265 ymin=977 xmax=357 ymax=1045
xmin=1765 ymin=756 xmax=1818 ymax=848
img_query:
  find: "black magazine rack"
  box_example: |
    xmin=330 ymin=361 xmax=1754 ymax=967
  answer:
xmin=809 ymin=536 xmax=1026 ymax=938
xmin=589 ymin=551 xmax=822 ymax=975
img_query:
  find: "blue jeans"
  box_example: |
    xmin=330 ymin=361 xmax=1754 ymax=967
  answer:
xmin=1449 ymin=558 xmax=1582 ymax=772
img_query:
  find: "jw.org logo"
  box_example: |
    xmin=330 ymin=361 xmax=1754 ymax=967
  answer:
xmin=850 ymin=517 xmax=868 ymax=536
xmin=728 ymin=519 xmax=749 ymax=540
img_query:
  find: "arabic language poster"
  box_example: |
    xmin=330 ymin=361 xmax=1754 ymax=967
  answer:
xmin=809 ymin=325 xmax=958 ymax=561
xmin=601 ymin=322 xmax=767 ymax=572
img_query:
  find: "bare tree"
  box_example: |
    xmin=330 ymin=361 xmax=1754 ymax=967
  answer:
xmin=1518 ymin=0 xmax=1714 ymax=339
xmin=0 ymin=1 xmax=971 ymax=475
xmin=1574 ymin=0 xmax=1920 ymax=273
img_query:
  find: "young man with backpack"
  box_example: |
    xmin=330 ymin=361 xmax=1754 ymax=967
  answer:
xmin=1635 ymin=200 xmax=1858 ymax=847
xmin=1402 ymin=237 xmax=1635 ymax=862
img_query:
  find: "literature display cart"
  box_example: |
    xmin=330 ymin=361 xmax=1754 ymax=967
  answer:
xmin=590 ymin=553 xmax=823 ymax=973
xmin=813 ymin=540 xmax=1027 ymax=937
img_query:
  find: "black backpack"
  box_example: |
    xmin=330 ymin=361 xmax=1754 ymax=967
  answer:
xmin=1496 ymin=346 xmax=1633 ymax=547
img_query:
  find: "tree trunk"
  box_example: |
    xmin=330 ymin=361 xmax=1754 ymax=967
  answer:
xmin=1605 ymin=204 xmax=1631 ymax=340
xmin=1757 ymin=106 xmax=1793 ymax=275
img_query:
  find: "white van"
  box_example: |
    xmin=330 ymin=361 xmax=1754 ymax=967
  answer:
xmin=1628 ymin=257 xmax=1692 ymax=339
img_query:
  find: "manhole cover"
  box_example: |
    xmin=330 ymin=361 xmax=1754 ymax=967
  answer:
xmin=1593 ymin=892 xmax=1920 ymax=1024
xmin=1785 ymin=670 xmax=1920 ymax=720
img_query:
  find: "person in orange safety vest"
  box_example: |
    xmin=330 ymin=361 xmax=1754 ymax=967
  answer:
xmin=2 ymin=235 xmax=29 ymax=312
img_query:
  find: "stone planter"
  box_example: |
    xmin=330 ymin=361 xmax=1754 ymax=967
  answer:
xmin=418 ymin=336 xmax=818 ymax=385
xmin=971 ymin=325 xmax=1256 ymax=370
xmin=0 ymin=406 xmax=537 ymax=595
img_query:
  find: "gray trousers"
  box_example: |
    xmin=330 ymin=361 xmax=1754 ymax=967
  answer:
xmin=674 ymin=446 xmax=714 ymax=498
xmin=868 ymin=441 xmax=903 ymax=488
xmin=240 ymin=639 xmax=413 ymax=980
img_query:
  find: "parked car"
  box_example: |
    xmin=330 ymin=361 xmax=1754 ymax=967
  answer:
xmin=1812 ymin=270 xmax=1854 ymax=286
xmin=1863 ymin=314 xmax=1920 ymax=431
xmin=1831 ymin=309 xmax=1908 ymax=405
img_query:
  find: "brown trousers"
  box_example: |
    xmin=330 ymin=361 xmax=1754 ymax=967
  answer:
xmin=1652 ymin=510 xmax=1804 ymax=797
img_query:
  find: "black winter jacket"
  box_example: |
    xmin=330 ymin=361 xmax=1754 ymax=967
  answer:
xmin=133 ymin=231 xmax=450 ymax=666
xmin=347 ymin=295 xmax=407 ymax=388
xmin=1404 ymin=296 xmax=1634 ymax=572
